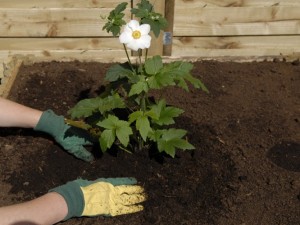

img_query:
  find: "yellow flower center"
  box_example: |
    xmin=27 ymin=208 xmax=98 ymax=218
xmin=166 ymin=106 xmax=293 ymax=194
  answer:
xmin=132 ymin=30 xmax=141 ymax=39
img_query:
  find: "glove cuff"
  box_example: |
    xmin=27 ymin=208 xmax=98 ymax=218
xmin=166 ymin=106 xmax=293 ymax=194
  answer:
xmin=34 ymin=110 xmax=65 ymax=137
xmin=49 ymin=180 xmax=85 ymax=220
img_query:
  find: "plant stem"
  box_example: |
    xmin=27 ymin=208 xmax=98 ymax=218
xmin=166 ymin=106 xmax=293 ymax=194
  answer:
xmin=145 ymin=48 xmax=148 ymax=61
xmin=123 ymin=44 xmax=134 ymax=70
xmin=138 ymin=49 xmax=142 ymax=65
xmin=138 ymin=136 xmax=144 ymax=152
xmin=141 ymin=93 xmax=146 ymax=112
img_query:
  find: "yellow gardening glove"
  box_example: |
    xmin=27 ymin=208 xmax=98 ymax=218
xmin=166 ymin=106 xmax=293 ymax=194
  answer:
xmin=50 ymin=177 xmax=146 ymax=220
xmin=81 ymin=181 xmax=146 ymax=216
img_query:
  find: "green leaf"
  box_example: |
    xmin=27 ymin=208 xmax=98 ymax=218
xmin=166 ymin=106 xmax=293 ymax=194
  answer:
xmin=97 ymin=115 xmax=132 ymax=148
xmin=102 ymin=2 xmax=128 ymax=36
xmin=97 ymin=115 xmax=119 ymax=130
xmin=115 ymin=120 xmax=132 ymax=147
xmin=136 ymin=0 xmax=153 ymax=11
xmin=136 ymin=116 xmax=152 ymax=141
xmin=105 ymin=64 xmax=133 ymax=82
xmin=141 ymin=17 xmax=161 ymax=37
xmin=68 ymin=97 xmax=102 ymax=119
xmin=158 ymin=140 xmax=176 ymax=157
xmin=129 ymin=110 xmax=152 ymax=142
xmin=144 ymin=109 xmax=159 ymax=120
xmin=128 ymin=111 xmax=144 ymax=123
xmin=156 ymin=128 xmax=195 ymax=157
xmin=128 ymin=78 xmax=149 ymax=96
xmin=158 ymin=61 xmax=208 ymax=92
xmin=163 ymin=128 xmax=187 ymax=140
xmin=114 ymin=2 xmax=128 ymax=14
xmin=184 ymin=74 xmax=209 ymax=93
xmin=171 ymin=139 xmax=195 ymax=150
xmin=145 ymin=55 xmax=163 ymax=75
xmin=131 ymin=0 xmax=153 ymax=17
xmin=98 ymin=93 xmax=125 ymax=114
xmin=176 ymin=78 xmax=189 ymax=91
xmin=162 ymin=61 xmax=193 ymax=78
xmin=146 ymin=61 xmax=178 ymax=89
xmin=131 ymin=0 xmax=167 ymax=37
xmin=69 ymin=94 xmax=126 ymax=119
xmin=99 ymin=129 xmax=115 ymax=152
xmin=150 ymin=99 xmax=184 ymax=125
xmin=146 ymin=76 xmax=160 ymax=89
xmin=148 ymin=129 xmax=163 ymax=142
xmin=158 ymin=71 xmax=176 ymax=86
xmin=131 ymin=8 xmax=149 ymax=18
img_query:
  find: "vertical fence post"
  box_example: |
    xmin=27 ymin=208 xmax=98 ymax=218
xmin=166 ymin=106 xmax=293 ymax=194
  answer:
xmin=132 ymin=0 xmax=165 ymax=56
xmin=147 ymin=0 xmax=165 ymax=56
xmin=163 ymin=0 xmax=175 ymax=56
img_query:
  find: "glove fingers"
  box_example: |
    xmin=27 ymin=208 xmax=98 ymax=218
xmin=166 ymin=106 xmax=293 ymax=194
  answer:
xmin=64 ymin=126 xmax=95 ymax=144
xmin=96 ymin=177 xmax=137 ymax=186
xmin=77 ymin=177 xmax=138 ymax=188
xmin=111 ymin=204 xmax=144 ymax=216
xmin=120 ymin=192 xmax=147 ymax=205
xmin=116 ymin=184 xmax=145 ymax=195
xmin=68 ymin=146 xmax=94 ymax=162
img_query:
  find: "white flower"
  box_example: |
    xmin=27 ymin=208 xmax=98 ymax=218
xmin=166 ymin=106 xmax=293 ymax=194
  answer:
xmin=119 ymin=20 xmax=151 ymax=51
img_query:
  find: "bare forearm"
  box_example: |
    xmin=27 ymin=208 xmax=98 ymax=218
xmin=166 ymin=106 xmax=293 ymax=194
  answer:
xmin=0 ymin=97 xmax=42 ymax=128
xmin=0 ymin=193 xmax=68 ymax=225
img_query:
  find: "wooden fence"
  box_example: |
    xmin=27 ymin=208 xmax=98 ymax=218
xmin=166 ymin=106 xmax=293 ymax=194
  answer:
xmin=0 ymin=0 xmax=300 ymax=65
xmin=171 ymin=0 xmax=300 ymax=60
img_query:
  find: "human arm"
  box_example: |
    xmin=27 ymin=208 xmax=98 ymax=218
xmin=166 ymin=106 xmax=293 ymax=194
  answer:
xmin=0 ymin=177 xmax=146 ymax=225
xmin=0 ymin=97 xmax=42 ymax=128
xmin=0 ymin=192 xmax=68 ymax=225
xmin=0 ymin=97 xmax=94 ymax=162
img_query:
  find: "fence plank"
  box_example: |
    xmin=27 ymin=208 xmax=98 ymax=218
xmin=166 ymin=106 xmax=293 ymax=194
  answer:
xmin=0 ymin=1 xmax=299 ymax=62
xmin=174 ymin=6 xmax=300 ymax=36
xmin=0 ymin=8 xmax=131 ymax=37
xmin=0 ymin=0 xmax=130 ymax=8
xmin=0 ymin=50 xmax=128 ymax=62
xmin=175 ymin=0 xmax=300 ymax=7
xmin=0 ymin=38 xmax=123 ymax=51
xmin=172 ymin=36 xmax=300 ymax=57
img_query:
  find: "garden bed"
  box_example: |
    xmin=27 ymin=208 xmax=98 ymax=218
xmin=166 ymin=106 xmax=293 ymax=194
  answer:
xmin=0 ymin=59 xmax=299 ymax=225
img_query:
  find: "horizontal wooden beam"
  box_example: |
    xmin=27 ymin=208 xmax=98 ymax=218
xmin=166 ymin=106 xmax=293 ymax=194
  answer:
xmin=0 ymin=37 xmax=123 ymax=50
xmin=172 ymin=35 xmax=300 ymax=57
xmin=0 ymin=8 xmax=131 ymax=37
xmin=176 ymin=0 xmax=300 ymax=7
xmin=0 ymin=0 xmax=130 ymax=8
xmin=0 ymin=50 xmax=130 ymax=64
xmin=174 ymin=6 xmax=300 ymax=36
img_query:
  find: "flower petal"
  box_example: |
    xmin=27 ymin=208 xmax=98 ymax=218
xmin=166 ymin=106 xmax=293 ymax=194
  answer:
xmin=139 ymin=24 xmax=151 ymax=35
xmin=126 ymin=41 xmax=139 ymax=51
xmin=119 ymin=31 xmax=133 ymax=44
xmin=127 ymin=20 xmax=140 ymax=31
xmin=119 ymin=20 xmax=152 ymax=51
xmin=136 ymin=35 xmax=151 ymax=49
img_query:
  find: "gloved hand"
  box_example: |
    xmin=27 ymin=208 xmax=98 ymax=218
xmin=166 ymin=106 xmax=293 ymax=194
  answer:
xmin=34 ymin=110 xmax=94 ymax=162
xmin=50 ymin=177 xmax=146 ymax=220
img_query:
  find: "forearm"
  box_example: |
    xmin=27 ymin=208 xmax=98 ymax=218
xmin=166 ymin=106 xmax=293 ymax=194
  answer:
xmin=0 ymin=192 xmax=68 ymax=225
xmin=0 ymin=97 xmax=42 ymax=128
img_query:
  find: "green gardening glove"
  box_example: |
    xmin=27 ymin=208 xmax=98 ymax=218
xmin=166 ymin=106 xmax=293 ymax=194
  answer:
xmin=34 ymin=110 xmax=94 ymax=162
xmin=50 ymin=177 xmax=147 ymax=220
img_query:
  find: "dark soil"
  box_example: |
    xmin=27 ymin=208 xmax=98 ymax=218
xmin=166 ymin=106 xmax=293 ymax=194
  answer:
xmin=0 ymin=59 xmax=299 ymax=225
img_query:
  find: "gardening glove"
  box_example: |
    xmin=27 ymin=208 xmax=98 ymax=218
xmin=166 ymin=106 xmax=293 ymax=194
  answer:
xmin=34 ymin=109 xmax=94 ymax=162
xmin=50 ymin=177 xmax=147 ymax=220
